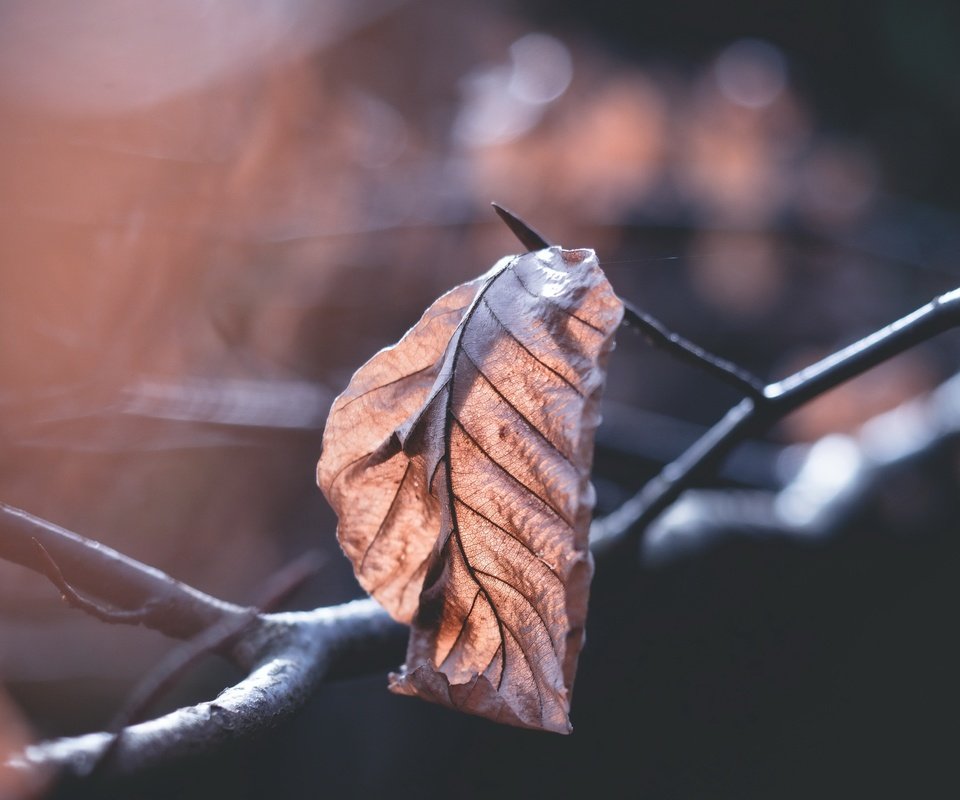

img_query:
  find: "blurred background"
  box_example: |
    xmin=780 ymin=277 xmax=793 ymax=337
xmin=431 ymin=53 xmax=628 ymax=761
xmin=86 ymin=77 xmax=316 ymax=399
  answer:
xmin=1 ymin=0 xmax=959 ymax=797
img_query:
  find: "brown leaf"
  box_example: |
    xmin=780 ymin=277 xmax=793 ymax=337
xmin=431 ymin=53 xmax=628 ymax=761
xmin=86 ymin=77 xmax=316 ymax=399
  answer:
xmin=318 ymin=246 xmax=623 ymax=733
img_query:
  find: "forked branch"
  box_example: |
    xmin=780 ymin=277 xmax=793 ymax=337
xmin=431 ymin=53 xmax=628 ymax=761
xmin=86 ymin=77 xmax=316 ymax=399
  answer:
xmin=490 ymin=204 xmax=960 ymax=550
xmin=4 ymin=207 xmax=960 ymax=786
xmin=592 ymin=286 xmax=960 ymax=551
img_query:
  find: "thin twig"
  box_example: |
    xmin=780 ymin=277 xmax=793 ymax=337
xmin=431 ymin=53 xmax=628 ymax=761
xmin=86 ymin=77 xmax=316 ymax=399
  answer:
xmin=492 ymin=203 xmax=550 ymax=251
xmin=32 ymin=538 xmax=164 ymax=625
xmin=621 ymin=301 xmax=766 ymax=399
xmin=1 ymin=501 xmax=249 ymax=641
xmin=592 ymin=287 xmax=960 ymax=551
xmin=492 ymin=203 xmax=766 ymax=399
xmin=249 ymin=549 xmax=327 ymax=611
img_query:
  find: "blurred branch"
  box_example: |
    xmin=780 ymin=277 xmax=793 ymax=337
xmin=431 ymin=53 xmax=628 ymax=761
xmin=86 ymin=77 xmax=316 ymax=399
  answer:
xmin=643 ymin=368 xmax=960 ymax=564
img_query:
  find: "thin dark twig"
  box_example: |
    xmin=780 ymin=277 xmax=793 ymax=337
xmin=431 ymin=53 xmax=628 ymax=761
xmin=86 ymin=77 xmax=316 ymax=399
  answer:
xmin=1 ymin=501 xmax=247 ymax=639
xmin=762 ymin=288 xmax=960 ymax=411
xmin=593 ymin=286 xmax=960 ymax=551
xmin=492 ymin=203 xmax=766 ymax=399
xmin=248 ymin=549 xmax=328 ymax=612
xmin=621 ymin=301 xmax=766 ymax=399
xmin=32 ymin=539 xmax=164 ymax=624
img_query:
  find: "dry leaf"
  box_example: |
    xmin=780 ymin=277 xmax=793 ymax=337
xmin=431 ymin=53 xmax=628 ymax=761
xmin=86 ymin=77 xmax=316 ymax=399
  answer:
xmin=318 ymin=246 xmax=623 ymax=733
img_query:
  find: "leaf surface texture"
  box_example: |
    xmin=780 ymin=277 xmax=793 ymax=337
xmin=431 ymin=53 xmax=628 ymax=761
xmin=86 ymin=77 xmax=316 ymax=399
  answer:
xmin=318 ymin=246 xmax=622 ymax=732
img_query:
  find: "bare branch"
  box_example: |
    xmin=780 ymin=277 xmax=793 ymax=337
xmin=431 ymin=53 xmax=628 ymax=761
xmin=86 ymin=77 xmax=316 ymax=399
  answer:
xmin=32 ymin=538 xmax=164 ymax=625
xmin=592 ymin=287 xmax=960 ymax=552
xmin=6 ymin=600 xmax=403 ymax=783
xmin=92 ymin=550 xmax=324 ymax=775
xmin=5 ymin=208 xmax=960 ymax=788
xmin=620 ymin=301 xmax=766 ymax=400
xmin=1 ymin=511 xmax=395 ymax=786
xmin=644 ymin=368 xmax=960 ymax=564
xmin=1 ymin=502 xmax=249 ymax=641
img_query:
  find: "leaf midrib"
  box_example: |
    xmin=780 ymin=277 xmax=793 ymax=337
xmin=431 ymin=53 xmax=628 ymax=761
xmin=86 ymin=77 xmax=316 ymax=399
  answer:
xmin=442 ymin=259 xmax=513 ymax=689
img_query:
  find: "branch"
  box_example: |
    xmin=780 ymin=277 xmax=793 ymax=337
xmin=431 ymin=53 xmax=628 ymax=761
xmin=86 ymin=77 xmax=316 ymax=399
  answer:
xmin=492 ymin=205 xmax=960 ymax=550
xmin=643 ymin=368 xmax=960 ymax=565
xmin=620 ymin=301 xmax=766 ymax=399
xmin=31 ymin=539 xmax=167 ymax=625
xmin=0 ymin=502 xmax=249 ymax=642
xmin=91 ymin=550 xmax=323 ymax=776
xmin=6 ymin=207 xmax=960 ymax=788
xmin=492 ymin=203 xmax=766 ymax=399
xmin=7 ymin=600 xmax=403 ymax=785
xmin=592 ymin=287 xmax=960 ymax=552
xmin=1 ymin=501 xmax=403 ymax=785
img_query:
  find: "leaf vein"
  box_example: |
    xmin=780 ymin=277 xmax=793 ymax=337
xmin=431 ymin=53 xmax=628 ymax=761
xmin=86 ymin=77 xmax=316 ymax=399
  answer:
xmin=337 ymin=363 xmax=435 ymax=412
xmin=327 ymin=448 xmax=377 ymax=492
xmin=459 ymin=347 xmax=573 ymax=463
xmin=480 ymin=297 xmax=585 ymax=397
xmin=474 ymin=590 xmax=546 ymax=719
xmin=451 ymin=414 xmax=576 ymax=530
xmin=359 ymin=461 xmax=412 ymax=572
xmin=370 ymin=540 xmax=432 ymax=597
xmin=474 ymin=568 xmax=557 ymax=658
xmin=452 ymin=491 xmax=563 ymax=584
xmin=439 ymin=589 xmax=482 ymax=670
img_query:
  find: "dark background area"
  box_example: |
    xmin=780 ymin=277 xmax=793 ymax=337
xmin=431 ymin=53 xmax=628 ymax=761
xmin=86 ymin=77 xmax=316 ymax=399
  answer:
xmin=1 ymin=0 xmax=958 ymax=797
